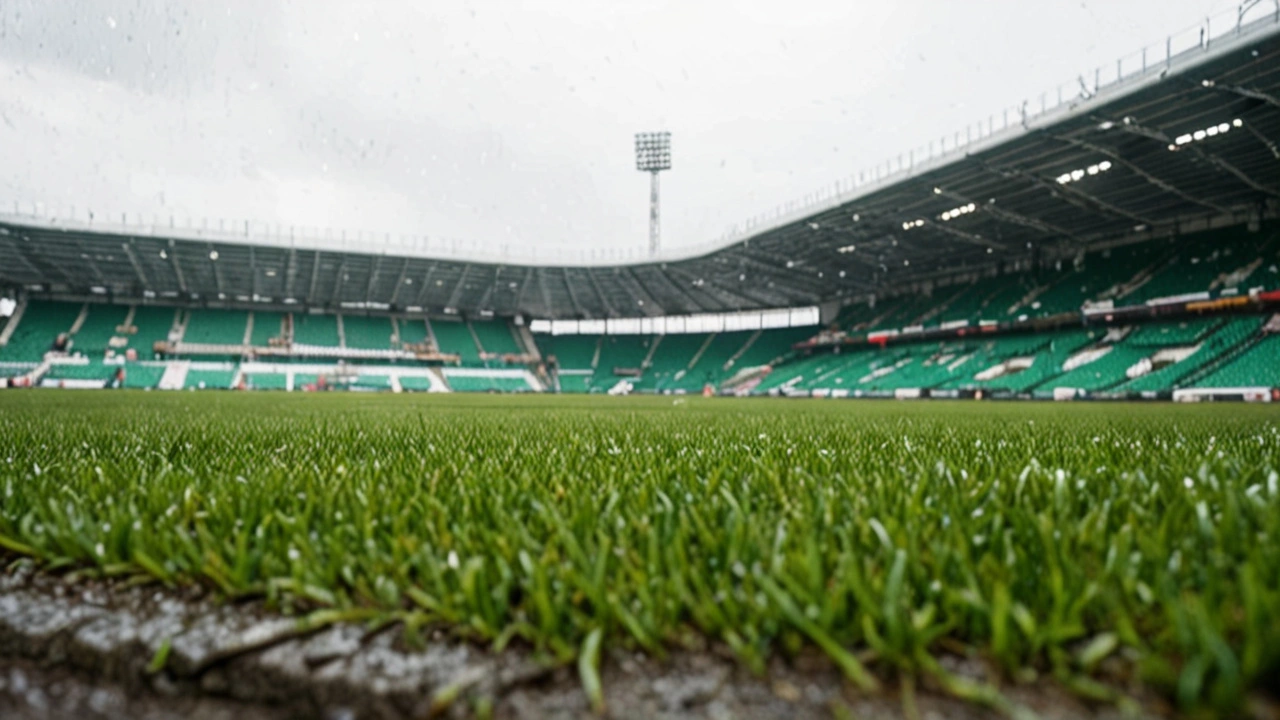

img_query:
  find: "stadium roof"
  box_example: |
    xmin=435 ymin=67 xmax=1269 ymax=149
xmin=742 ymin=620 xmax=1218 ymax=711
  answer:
xmin=3 ymin=12 xmax=1279 ymax=319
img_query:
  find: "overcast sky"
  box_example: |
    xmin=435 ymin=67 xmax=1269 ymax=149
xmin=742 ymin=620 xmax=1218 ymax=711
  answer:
xmin=0 ymin=0 xmax=1246 ymax=257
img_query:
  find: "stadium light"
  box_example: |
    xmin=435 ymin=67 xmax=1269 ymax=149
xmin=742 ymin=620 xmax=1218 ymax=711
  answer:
xmin=1169 ymin=119 xmax=1242 ymax=150
xmin=939 ymin=202 xmax=977 ymax=222
xmin=1055 ymin=160 xmax=1112 ymax=185
xmin=901 ymin=219 xmax=925 ymax=230
xmin=635 ymin=131 xmax=672 ymax=257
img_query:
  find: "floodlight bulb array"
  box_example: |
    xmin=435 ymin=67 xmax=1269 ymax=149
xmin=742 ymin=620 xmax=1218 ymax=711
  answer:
xmin=1168 ymin=119 xmax=1243 ymax=150
xmin=939 ymin=203 xmax=977 ymax=221
xmin=634 ymin=132 xmax=672 ymax=172
xmin=1056 ymin=160 xmax=1112 ymax=185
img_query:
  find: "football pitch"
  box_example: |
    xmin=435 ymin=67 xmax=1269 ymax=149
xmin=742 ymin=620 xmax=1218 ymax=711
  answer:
xmin=2 ymin=392 xmax=1278 ymax=714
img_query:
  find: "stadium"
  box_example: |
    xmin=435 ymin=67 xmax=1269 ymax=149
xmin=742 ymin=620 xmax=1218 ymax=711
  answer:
xmin=3 ymin=10 xmax=1280 ymax=400
xmin=2 ymin=4 xmax=1280 ymax=720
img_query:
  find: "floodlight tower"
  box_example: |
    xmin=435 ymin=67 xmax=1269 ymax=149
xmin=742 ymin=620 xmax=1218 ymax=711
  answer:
xmin=634 ymin=131 xmax=671 ymax=257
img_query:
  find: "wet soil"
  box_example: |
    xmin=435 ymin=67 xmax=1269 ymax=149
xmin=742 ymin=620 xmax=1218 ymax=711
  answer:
xmin=0 ymin=563 xmax=1182 ymax=719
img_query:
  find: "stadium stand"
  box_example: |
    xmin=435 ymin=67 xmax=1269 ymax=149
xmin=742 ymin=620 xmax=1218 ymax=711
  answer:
xmin=730 ymin=327 xmax=818 ymax=370
xmin=185 ymin=310 xmax=249 ymax=346
xmin=399 ymin=376 xmax=435 ymax=392
xmin=443 ymin=371 xmax=531 ymax=392
xmin=541 ymin=335 xmax=599 ymax=369
xmin=1036 ymin=344 xmax=1153 ymax=395
xmin=123 ymin=363 xmax=166 ymax=389
xmin=3 ymin=241 xmax=1276 ymax=398
xmin=1196 ymin=332 xmax=1280 ymax=388
xmin=471 ymin=318 xmax=523 ymax=356
xmin=185 ymin=368 xmax=237 ymax=390
xmin=933 ymin=331 xmax=1096 ymax=394
xmin=343 ymin=315 xmax=395 ymax=350
xmin=556 ymin=373 xmax=593 ymax=393
xmin=429 ymin=319 xmax=481 ymax=363
xmin=667 ymin=331 xmax=754 ymax=392
xmin=293 ymin=313 xmax=340 ymax=347
xmin=128 ymin=306 xmax=178 ymax=354
xmin=398 ymin=317 xmax=430 ymax=347
xmin=353 ymin=374 xmax=392 ymax=391
xmin=70 ymin=303 xmax=129 ymax=355
xmin=1115 ymin=317 xmax=1257 ymax=394
xmin=591 ymin=335 xmax=654 ymax=390
xmin=44 ymin=363 xmax=116 ymax=382
xmin=249 ymin=312 xmax=285 ymax=346
xmin=1119 ymin=228 xmax=1279 ymax=304
xmin=293 ymin=373 xmax=320 ymax=389
xmin=631 ymin=334 xmax=707 ymax=392
xmin=0 ymin=300 xmax=81 ymax=362
xmin=245 ymin=373 xmax=288 ymax=390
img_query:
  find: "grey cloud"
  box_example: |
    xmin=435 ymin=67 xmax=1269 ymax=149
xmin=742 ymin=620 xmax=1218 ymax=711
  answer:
xmin=0 ymin=0 xmax=1245 ymax=256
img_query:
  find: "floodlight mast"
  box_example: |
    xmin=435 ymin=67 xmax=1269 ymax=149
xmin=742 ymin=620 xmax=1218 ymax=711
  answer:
xmin=634 ymin=132 xmax=671 ymax=257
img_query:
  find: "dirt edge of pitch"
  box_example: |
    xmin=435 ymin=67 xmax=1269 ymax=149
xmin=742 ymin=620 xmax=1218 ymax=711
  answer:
xmin=0 ymin=562 xmax=1176 ymax=720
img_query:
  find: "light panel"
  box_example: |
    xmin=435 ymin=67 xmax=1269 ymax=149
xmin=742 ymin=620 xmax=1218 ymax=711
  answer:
xmin=939 ymin=203 xmax=976 ymax=221
xmin=1168 ymin=118 xmax=1243 ymax=150
xmin=634 ymin=132 xmax=672 ymax=172
xmin=1055 ymin=160 xmax=1112 ymax=185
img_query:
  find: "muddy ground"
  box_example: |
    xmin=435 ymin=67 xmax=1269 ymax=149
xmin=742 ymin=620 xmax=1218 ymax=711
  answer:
xmin=0 ymin=562 xmax=1195 ymax=720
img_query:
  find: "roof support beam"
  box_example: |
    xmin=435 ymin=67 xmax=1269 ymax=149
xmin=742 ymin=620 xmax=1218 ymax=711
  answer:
xmin=537 ymin=268 xmax=554 ymax=318
xmin=624 ymin=268 xmax=663 ymax=315
xmin=921 ymin=219 xmax=1008 ymax=251
xmin=364 ymin=255 xmax=383 ymax=304
xmin=583 ymin=269 xmax=616 ymax=317
xmin=0 ymin=239 xmax=42 ymax=278
xmin=329 ymin=258 xmax=347 ymax=305
xmin=121 ymin=242 xmax=150 ymax=288
xmin=561 ymin=270 xmax=586 ymax=317
xmin=387 ymin=257 xmax=411 ymax=306
xmin=413 ymin=261 xmax=440 ymax=307
xmin=513 ymin=266 xmax=535 ymax=316
xmin=168 ymin=240 xmax=188 ymax=294
xmin=979 ymin=160 xmax=1156 ymax=226
xmin=283 ymin=248 xmax=298 ymax=300
xmin=306 ymin=251 xmax=321 ymax=304
xmin=664 ymin=264 xmax=776 ymax=308
xmin=1109 ymin=118 xmax=1280 ymax=198
xmin=1211 ymin=82 xmax=1280 ymax=110
xmin=211 ymin=257 xmax=224 ymax=294
xmin=475 ymin=267 xmax=496 ymax=310
xmin=733 ymin=249 xmax=827 ymax=296
xmin=249 ymin=246 xmax=258 ymax=299
xmin=933 ymin=187 xmax=1079 ymax=245
xmin=445 ymin=264 xmax=470 ymax=309
xmin=1052 ymin=134 xmax=1232 ymax=214
xmin=723 ymin=254 xmax=821 ymax=305
xmin=1240 ymin=121 xmax=1280 ymax=160
xmin=647 ymin=266 xmax=715 ymax=314
xmin=74 ymin=239 xmax=107 ymax=285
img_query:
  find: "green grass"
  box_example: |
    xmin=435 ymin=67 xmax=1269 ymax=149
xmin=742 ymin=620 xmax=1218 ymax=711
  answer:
xmin=1 ymin=392 xmax=1278 ymax=714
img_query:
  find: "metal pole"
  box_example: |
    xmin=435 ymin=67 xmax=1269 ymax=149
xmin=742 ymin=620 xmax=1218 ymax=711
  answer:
xmin=649 ymin=171 xmax=660 ymax=257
